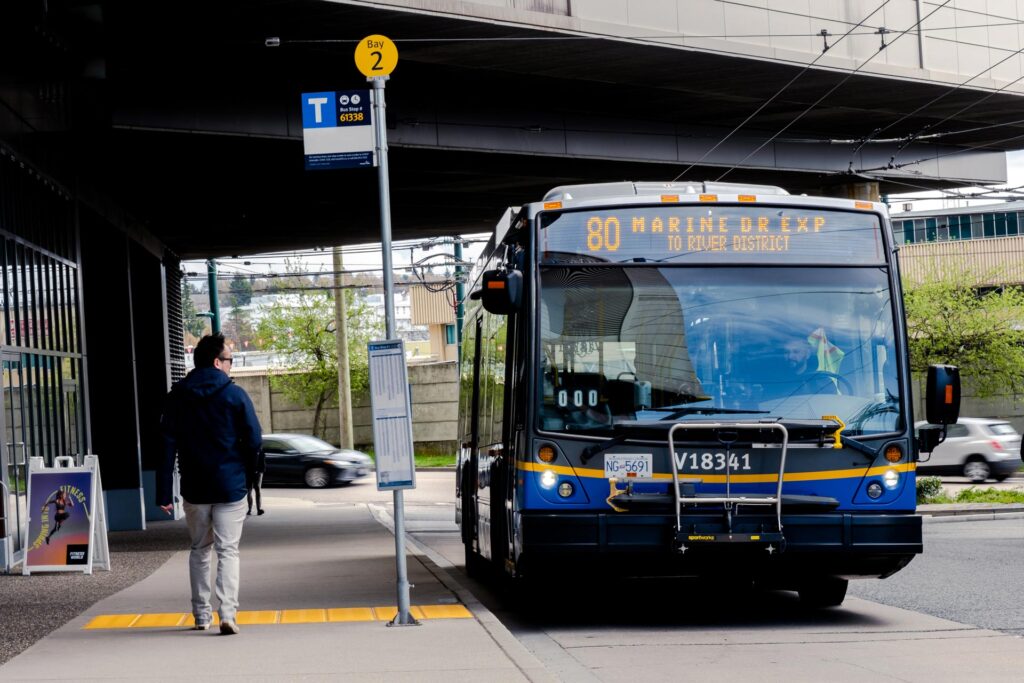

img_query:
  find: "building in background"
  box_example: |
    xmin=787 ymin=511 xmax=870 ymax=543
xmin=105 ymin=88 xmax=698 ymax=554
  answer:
xmin=410 ymin=286 xmax=458 ymax=363
xmin=894 ymin=203 xmax=1024 ymax=286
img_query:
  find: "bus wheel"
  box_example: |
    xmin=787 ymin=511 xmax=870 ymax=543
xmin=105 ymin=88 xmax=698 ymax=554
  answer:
xmin=797 ymin=578 xmax=848 ymax=608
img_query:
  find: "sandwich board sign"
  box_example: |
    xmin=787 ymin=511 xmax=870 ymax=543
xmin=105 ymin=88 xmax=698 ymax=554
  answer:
xmin=23 ymin=454 xmax=109 ymax=574
xmin=368 ymin=339 xmax=416 ymax=491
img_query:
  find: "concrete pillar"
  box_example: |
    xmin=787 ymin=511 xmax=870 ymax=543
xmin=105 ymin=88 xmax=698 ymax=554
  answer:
xmin=833 ymin=181 xmax=881 ymax=202
xmin=80 ymin=209 xmax=145 ymax=531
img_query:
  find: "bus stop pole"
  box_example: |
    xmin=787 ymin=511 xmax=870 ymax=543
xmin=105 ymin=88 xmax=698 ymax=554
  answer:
xmin=371 ymin=76 xmax=415 ymax=626
xmin=206 ymin=259 xmax=221 ymax=334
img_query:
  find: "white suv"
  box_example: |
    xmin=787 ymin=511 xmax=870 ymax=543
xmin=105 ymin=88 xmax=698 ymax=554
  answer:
xmin=915 ymin=417 xmax=1022 ymax=483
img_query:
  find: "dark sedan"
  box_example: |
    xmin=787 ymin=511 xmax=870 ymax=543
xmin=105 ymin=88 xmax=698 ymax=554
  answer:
xmin=261 ymin=433 xmax=373 ymax=488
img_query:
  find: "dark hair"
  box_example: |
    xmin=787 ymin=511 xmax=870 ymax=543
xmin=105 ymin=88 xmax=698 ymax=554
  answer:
xmin=193 ymin=333 xmax=227 ymax=369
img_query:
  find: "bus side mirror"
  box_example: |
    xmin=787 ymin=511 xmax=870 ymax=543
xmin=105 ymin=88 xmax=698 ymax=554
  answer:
xmin=469 ymin=270 xmax=522 ymax=315
xmin=925 ymin=364 xmax=960 ymax=425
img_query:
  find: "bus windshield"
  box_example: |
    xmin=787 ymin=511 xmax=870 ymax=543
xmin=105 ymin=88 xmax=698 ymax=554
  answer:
xmin=537 ymin=266 xmax=901 ymax=436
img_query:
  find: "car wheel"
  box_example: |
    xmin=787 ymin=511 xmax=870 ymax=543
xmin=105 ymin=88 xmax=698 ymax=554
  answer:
xmin=304 ymin=467 xmax=330 ymax=488
xmin=797 ymin=578 xmax=848 ymax=608
xmin=963 ymin=458 xmax=990 ymax=483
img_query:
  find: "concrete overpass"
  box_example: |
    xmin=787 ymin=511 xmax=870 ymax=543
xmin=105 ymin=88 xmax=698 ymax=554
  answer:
xmin=6 ymin=0 xmax=1024 ymax=258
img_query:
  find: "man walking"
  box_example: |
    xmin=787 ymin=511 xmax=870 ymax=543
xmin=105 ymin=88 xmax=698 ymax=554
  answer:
xmin=158 ymin=333 xmax=262 ymax=635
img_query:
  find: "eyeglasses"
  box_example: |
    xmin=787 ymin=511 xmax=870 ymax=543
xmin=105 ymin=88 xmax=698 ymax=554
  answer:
xmin=218 ymin=356 xmax=234 ymax=364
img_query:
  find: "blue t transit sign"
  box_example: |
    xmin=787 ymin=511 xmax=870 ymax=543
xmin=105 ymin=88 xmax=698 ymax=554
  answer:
xmin=301 ymin=90 xmax=374 ymax=170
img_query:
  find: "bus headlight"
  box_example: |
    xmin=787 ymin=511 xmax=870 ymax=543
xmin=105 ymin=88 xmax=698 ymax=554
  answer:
xmin=883 ymin=469 xmax=899 ymax=489
xmin=540 ymin=470 xmax=557 ymax=489
xmin=866 ymin=481 xmax=883 ymax=499
xmin=557 ymin=482 xmax=574 ymax=498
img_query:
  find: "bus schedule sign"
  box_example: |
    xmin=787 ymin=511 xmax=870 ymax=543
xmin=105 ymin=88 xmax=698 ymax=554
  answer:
xmin=368 ymin=340 xmax=416 ymax=491
xmin=540 ymin=205 xmax=885 ymax=265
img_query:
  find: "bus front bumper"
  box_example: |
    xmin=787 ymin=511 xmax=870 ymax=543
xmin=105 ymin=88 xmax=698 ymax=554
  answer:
xmin=519 ymin=511 xmax=922 ymax=579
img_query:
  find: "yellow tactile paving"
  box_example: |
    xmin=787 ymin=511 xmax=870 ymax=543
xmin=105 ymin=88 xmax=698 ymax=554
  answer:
xmin=419 ymin=604 xmax=472 ymax=619
xmin=327 ymin=607 xmax=375 ymax=622
xmin=84 ymin=614 xmax=142 ymax=629
xmin=236 ymin=610 xmax=280 ymax=625
xmin=133 ymin=613 xmax=188 ymax=628
xmin=83 ymin=604 xmax=470 ymax=629
xmin=280 ymin=609 xmax=327 ymax=624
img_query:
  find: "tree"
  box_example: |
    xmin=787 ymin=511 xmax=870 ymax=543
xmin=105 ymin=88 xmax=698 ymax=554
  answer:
xmin=181 ymin=281 xmax=207 ymax=339
xmin=903 ymin=269 xmax=1024 ymax=397
xmin=228 ymin=273 xmax=253 ymax=307
xmin=256 ymin=270 xmax=383 ymax=440
xmin=226 ymin=306 xmax=255 ymax=349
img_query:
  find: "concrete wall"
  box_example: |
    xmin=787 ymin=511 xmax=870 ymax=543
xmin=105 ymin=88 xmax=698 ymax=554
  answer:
xmin=913 ymin=377 xmax=1024 ymax=433
xmin=233 ymin=361 xmax=459 ymax=454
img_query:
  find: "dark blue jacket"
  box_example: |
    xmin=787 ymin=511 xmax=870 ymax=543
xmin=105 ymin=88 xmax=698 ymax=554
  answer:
xmin=157 ymin=367 xmax=263 ymax=506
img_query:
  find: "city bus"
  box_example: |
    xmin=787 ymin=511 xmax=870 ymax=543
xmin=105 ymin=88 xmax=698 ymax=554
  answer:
xmin=456 ymin=181 xmax=959 ymax=607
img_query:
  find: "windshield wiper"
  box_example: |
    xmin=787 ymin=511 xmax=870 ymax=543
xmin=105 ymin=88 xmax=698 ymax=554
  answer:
xmin=657 ymin=406 xmax=769 ymax=421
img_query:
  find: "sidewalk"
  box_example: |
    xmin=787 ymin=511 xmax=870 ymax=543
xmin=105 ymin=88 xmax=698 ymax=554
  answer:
xmin=0 ymin=500 xmax=551 ymax=682
xmin=3 ymin=498 xmax=1021 ymax=682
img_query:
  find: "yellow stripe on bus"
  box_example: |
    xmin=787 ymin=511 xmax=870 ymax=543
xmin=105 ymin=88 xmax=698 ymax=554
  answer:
xmin=517 ymin=460 xmax=916 ymax=483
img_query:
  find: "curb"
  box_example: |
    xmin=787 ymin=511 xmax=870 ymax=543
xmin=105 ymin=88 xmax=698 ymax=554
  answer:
xmin=923 ymin=510 xmax=1024 ymax=524
xmin=366 ymin=503 xmax=556 ymax=683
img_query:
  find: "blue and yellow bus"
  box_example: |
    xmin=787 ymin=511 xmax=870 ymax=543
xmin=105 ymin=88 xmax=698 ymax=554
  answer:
xmin=457 ymin=181 xmax=958 ymax=607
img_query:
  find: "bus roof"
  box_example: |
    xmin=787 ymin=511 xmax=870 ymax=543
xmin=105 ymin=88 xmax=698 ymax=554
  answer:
xmin=529 ymin=181 xmax=888 ymax=217
xmin=542 ymin=181 xmax=790 ymax=203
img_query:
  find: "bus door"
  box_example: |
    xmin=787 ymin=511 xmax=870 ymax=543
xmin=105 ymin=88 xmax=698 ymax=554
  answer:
xmin=492 ymin=301 xmax=524 ymax=572
xmin=460 ymin=315 xmax=484 ymax=550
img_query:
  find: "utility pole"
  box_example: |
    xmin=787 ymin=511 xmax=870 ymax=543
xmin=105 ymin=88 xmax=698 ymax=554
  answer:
xmin=333 ymin=246 xmax=353 ymax=449
xmin=206 ymin=259 xmax=221 ymax=333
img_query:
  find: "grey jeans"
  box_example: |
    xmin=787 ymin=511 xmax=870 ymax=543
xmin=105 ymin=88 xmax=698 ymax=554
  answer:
xmin=183 ymin=497 xmax=247 ymax=624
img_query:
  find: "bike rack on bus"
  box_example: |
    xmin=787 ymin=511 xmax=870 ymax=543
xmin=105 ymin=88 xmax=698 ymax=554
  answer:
xmin=667 ymin=422 xmax=789 ymax=550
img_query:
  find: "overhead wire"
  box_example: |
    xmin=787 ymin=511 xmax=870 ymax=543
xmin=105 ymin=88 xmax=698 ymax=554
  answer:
xmin=714 ymin=0 xmax=954 ymax=183
xmin=847 ymin=44 xmax=1024 ymax=166
xmin=857 ymin=127 xmax=1024 ymax=182
xmin=670 ymin=0 xmax=895 ymax=182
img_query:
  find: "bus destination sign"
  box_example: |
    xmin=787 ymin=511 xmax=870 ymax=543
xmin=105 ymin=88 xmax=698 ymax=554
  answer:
xmin=540 ymin=205 xmax=885 ymax=265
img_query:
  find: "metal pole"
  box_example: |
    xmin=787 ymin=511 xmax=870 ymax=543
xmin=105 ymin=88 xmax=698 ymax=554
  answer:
xmin=371 ymin=77 xmax=414 ymax=626
xmin=333 ymin=247 xmax=353 ymax=449
xmin=454 ymin=238 xmax=465 ymax=362
xmin=206 ymin=259 xmax=221 ymax=334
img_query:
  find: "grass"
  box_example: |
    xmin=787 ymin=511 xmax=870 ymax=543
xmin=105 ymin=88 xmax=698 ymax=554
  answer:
xmin=361 ymin=446 xmax=455 ymax=468
xmin=918 ymin=482 xmax=1024 ymax=505
xmin=412 ymin=453 xmax=456 ymax=467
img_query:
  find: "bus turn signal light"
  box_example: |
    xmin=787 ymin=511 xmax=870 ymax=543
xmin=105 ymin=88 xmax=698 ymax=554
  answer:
xmin=538 ymin=445 xmax=557 ymax=463
xmin=885 ymin=445 xmax=902 ymax=463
